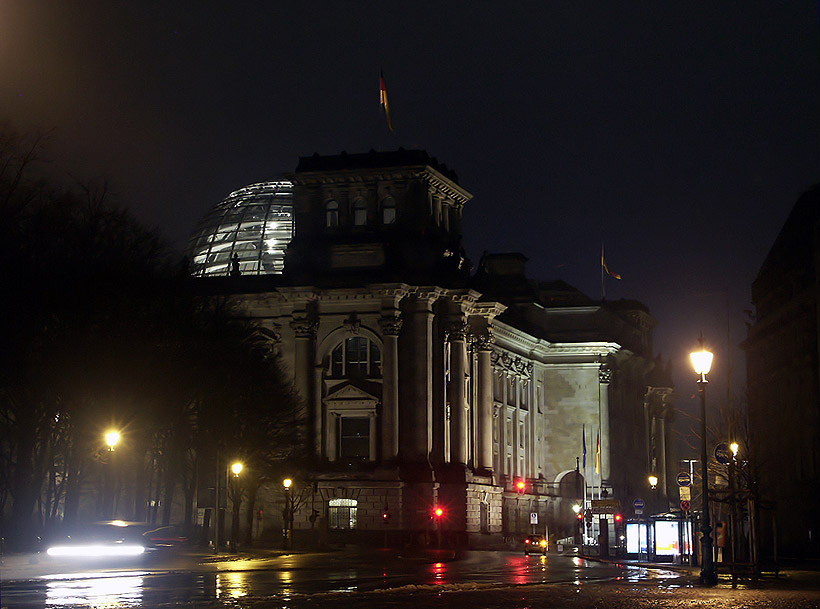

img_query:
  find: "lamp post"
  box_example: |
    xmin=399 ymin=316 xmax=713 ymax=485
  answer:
xmin=283 ymin=478 xmax=293 ymax=550
xmin=229 ymin=462 xmax=243 ymax=552
xmin=103 ymin=430 xmax=120 ymax=519
xmin=691 ymin=338 xmax=717 ymax=585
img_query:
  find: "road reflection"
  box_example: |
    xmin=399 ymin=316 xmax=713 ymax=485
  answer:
xmin=44 ymin=571 xmax=144 ymax=607
xmin=216 ymin=571 xmax=249 ymax=599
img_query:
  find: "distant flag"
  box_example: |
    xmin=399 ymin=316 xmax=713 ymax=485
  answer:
xmin=379 ymin=71 xmax=394 ymax=132
xmin=582 ymin=425 xmax=587 ymax=469
xmin=601 ymin=245 xmax=621 ymax=280
xmin=595 ymin=432 xmax=601 ymax=474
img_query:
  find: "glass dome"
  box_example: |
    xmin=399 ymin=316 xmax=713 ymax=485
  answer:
xmin=186 ymin=181 xmax=293 ymax=277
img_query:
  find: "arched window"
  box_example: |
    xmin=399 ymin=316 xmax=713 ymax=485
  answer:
xmin=330 ymin=336 xmax=381 ymax=378
xmin=328 ymin=498 xmax=357 ymax=529
xmin=380 ymin=196 xmax=396 ymax=225
xmin=326 ymin=200 xmax=339 ymax=227
xmin=352 ymin=198 xmax=367 ymax=226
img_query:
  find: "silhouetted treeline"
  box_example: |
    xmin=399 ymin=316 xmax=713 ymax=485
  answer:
xmin=0 ymin=127 xmax=304 ymax=551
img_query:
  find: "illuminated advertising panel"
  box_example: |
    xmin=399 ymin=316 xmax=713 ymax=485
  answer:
xmin=654 ymin=520 xmax=680 ymax=555
xmin=626 ymin=523 xmax=648 ymax=554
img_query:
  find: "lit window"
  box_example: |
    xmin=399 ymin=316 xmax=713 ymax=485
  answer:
xmin=330 ymin=337 xmax=382 ymax=379
xmin=339 ymin=417 xmax=369 ymax=459
xmin=381 ymin=197 xmax=396 ymax=224
xmin=326 ymin=200 xmax=339 ymax=227
xmin=353 ymin=198 xmax=367 ymax=226
xmin=328 ymin=498 xmax=358 ymax=529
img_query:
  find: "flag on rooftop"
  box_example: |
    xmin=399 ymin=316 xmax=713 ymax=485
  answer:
xmin=379 ymin=71 xmax=394 ymax=132
xmin=601 ymin=245 xmax=621 ymax=280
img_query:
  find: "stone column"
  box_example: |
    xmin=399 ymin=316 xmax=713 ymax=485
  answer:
xmin=291 ymin=317 xmax=319 ymax=457
xmin=403 ymin=294 xmax=436 ymax=462
xmin=378 ymin=314 xmax=402 ymax=461
xmin=598 ymin=365 xmax=612 ymax=483
xmin=446 ymin=320 xmax=468 ymax=465
xmin=475 ymin=332 xmax=494 ymax=472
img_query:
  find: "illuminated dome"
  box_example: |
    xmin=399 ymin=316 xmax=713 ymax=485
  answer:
xmin=186 ymin=181 xmax=293 ymax=277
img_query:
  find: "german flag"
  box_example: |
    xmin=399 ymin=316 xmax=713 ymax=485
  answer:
xmin=380 ymin=71 xmax=394 ymax=132
xmin=601 ymin=245 xmax=621 ymax=280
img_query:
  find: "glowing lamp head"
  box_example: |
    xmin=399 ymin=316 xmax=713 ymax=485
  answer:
xmin=105 ymin=431 xmax=120 ymax=450
xmin=648 ymin=474 xmax=659 ymax=489
xmin=231 ymin=462 xmax=243 ymax=476
xmin=690 ymin=349 xmax=714 ymax=376
xmin=730 ymin=442 xmax=739 ymax=457
xmin=283 ymin=478 xmax=292 ymax=489
xmin=572 ymin=503 xmax=582 ymax=514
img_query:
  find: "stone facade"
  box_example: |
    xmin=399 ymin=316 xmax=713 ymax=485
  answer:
xmin=197 ymin=150 xmax=673 ymax=547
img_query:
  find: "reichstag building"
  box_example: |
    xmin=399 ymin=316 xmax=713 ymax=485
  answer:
xmin=186 ymin=149 xmax=675 ymax=548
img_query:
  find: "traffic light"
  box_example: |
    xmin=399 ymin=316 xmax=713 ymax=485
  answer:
xmin=516 ymin=479 xmax=526 ymax=494
xmin=576 ymin=511 xmax=584 ymax=521
xmin=433 ymin=507 xmax=444 ymax=519
xmin=614 ymin=513 xmax=623 ymax=523
xmin=382 ymin=510 xmax=391 ymax=521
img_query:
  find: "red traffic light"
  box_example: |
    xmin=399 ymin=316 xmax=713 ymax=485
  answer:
xmin=576 ymin=511 xmax=584 ymax=520
xmin=516 ymin=480 xmax=526 ymax=493
xmin=524 ymin=538 xmax=531 ymax=544
xmin=433 ymin=507 xmax=444 ymax=518
xmin=382 ymin=512 xmax=391 ymax=520
xmin=614 ymin=513 xmax=623 ymax=522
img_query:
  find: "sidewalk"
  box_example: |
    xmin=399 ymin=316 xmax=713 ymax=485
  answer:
xmin=578 ymin=552 xmax=820 ymax=588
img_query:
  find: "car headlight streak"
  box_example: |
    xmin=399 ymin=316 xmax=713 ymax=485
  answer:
xmin=47 ymin=544 xmax=146 ymax=557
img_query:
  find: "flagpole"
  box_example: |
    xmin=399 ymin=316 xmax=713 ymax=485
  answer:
xmin=600 ymin=243 xmax=605 ymax=301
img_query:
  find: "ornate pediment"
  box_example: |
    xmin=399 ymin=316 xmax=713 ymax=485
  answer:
xmin=324 ymin=382 xmax=380 ymax=409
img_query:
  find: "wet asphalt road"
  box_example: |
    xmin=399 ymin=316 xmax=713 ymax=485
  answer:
xmin=2 ymin=549 xmax=819 ymax=608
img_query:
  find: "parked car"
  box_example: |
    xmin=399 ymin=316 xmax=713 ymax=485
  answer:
xmin=522 ymin=535 xmax=548 ymax=555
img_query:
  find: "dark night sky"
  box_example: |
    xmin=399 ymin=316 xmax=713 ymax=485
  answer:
xmin=2 ymin=1 xmax=818 ymax=415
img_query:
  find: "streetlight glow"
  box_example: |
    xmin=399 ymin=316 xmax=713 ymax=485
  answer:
xmin=105 ymin=431 xmax=120 ymax=450
xmin=730 ymin=442 xmax=739 ymax=457
xmin=283 ymin=478 xmax=292 ymax=489
xmin=648 ymin=474 xmax=658 ymax=490
xmin=231 ymin=462 xmax=243 ymax=476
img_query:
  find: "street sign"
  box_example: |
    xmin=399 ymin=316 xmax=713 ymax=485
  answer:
xmin=530 ymin=512 xmax=538 ymax=525
xmin=676 ymin=471 xmax=692 ymax=487
xmin=679 ymin=486 xmax=691 ymax=501
xmin=715 ymin=443 xmax=732 ymax=464
xmin=633 ymin=498 xmax=645 ymax=511
xmin=681 ymin=500 xmax=691 ymax=512
xmin=590 ymin=499 xmax=621 ymax=514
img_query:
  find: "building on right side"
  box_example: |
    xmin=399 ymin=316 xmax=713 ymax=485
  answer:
xmin=742 ymin=183 xmax=820 ymax=560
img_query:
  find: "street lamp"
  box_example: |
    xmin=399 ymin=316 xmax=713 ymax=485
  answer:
xmin=648 ymin=475 xmax=658 ymax=490
xmin=691 ymin=337 xmax=717 ymax=585
xmin=283 ymin=478 xmax=293 ymax=550
xmin=103 ymin=430 xmax=120 ymax=518
xmin=229 ymin=462 xmax=243 ymax=552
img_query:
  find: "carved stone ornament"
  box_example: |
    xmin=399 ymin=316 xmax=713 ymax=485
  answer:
xmin=599 ymin=365 xmax=613 ymax=385
xmin=445 ymin=319 xmax=468 ymax=342
xmin=343 ymin=313 xmax=361 ymax=335
xmin=290 ymin=318 xmax=319 ymax=339
xmin=472 ymin=331 xmax=495 ymax=351
xmin=492 ymin=349 xmax=531 ymax=378
xmin=378 ymin=315 xmax=403 ymax=336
